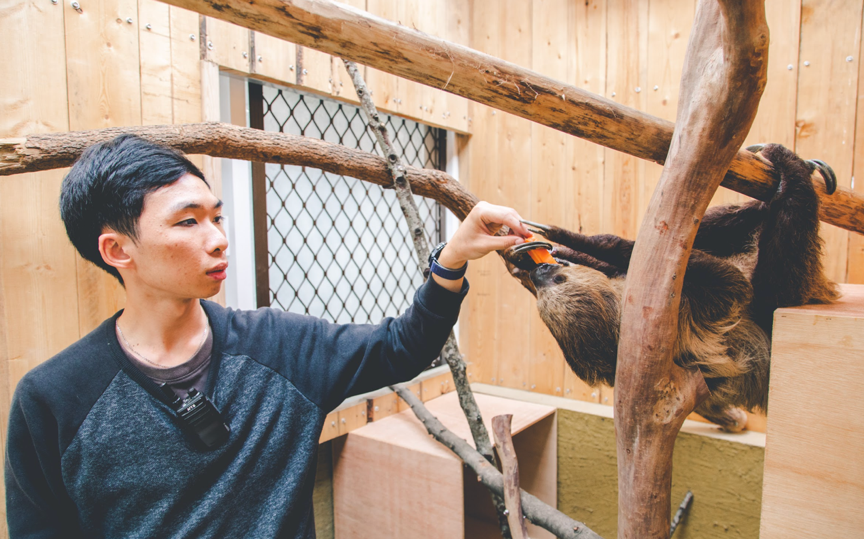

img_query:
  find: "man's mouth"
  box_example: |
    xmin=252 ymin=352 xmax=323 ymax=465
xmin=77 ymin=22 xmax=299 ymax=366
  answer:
xmin=206 ymin=263 xmax=229 ymax=281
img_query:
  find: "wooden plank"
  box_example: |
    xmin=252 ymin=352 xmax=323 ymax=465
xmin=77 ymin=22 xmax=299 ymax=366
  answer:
xmin=495 ymin=0 xmax=533 ymax=393
xmin=64 ymin=0 xmax=139 ymax=335
xmin=296 ymin=45 xmax=332 ymax=95
xmin=364 ymin=0 xmax=399 ymax=114
xmin=368 ymin=391 xmax=401 ymax=422
xmin=464 ymin=0 xmax=500 ymax=387
xmin=442 ymin=0 xmax=470 ymax=133
xmin=251 ymin=31 xmax=297 ymax=85
xmin=563 ymin=0 xmax=606 ymax=403
xmin=0 ymin=0 xmax=69 ymax=137
xmin=396 ymin=0 xmax=425 ymax=120
xmin=760 ymin=284 xmax=864 ymax=538
xmin=420 ymin=370 xmax=455 ymax=402
xmin=337 ymin=401 xmax=367 ymax=436
xmin=329 ymin=0 xmax=364 ymax=104
xmin=417 ymin=0 xmax=444 ymax=126
xmin=795 ymin=0 xmax=862 ymax=283
xmin=528 ymin=0 xmax=569 ymax=397
xmin=603 ymin=0 xmax=647 ymax=241
xmin=139 ymin=0 xmax=173 ymax=125
xmin=849 ymin=5 xmax=864 ymax=284
xmin=319 ymin=410 xmax=341 ymax=443
xmin=639 ymin=0 xmax=695 ymax=224
xmin=204 ymin=17 xmax=250 ymax=73
xmin=169 ymin=7 xmax=203 ymax=126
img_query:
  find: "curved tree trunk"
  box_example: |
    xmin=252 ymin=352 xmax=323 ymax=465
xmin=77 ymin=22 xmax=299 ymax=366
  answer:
xmin=614 ymin=1 xmax=768 ymax=537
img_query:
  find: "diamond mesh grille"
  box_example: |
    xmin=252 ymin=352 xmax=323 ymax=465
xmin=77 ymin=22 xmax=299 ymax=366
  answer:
xmin=258 ymin=85 xmax=445 ymax=325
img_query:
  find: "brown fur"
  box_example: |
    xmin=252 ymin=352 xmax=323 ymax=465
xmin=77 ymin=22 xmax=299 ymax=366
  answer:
xmin=508 ymin=144 xmax=839 ymax=431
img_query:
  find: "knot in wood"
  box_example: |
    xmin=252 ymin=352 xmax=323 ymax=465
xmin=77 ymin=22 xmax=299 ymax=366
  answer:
xmin=413 ymin=227 xmax=422 ymax=237
xmin=388 ymin=153 xmax=398 ymax=162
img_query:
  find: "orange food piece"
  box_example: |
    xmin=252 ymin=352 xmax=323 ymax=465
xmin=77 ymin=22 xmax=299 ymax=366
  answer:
xmin=522 ymin=233 xmax=558 ymax=265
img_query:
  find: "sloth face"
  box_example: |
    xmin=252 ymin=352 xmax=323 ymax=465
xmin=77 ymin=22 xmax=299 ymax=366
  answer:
xmin=529 ymin=263 xmax=621 ymax=387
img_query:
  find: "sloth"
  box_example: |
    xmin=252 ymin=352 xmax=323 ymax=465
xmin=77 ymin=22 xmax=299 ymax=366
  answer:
xmin=504 ymin=144 xmax=839 ymax=431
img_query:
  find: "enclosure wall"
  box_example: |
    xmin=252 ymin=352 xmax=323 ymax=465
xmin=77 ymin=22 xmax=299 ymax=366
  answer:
xmin=2 ymin=0 xmax=864 ymax=536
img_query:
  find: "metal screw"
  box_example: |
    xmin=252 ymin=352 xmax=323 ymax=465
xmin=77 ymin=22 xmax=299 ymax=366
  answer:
xmin=804 ymin=61 xmax=810 ymax=67
xmin=51 ymin=0 xmax=58 ymax=4
xmin=207 ymin=41 xmax=213 ymax=50
xmin=189 ymin=34 xmax=196 ymax=41
xmin=556 ymin=387 xmax=561 ymax=392
xmin=787 ymin=64 xmax=793 ymax=70
xmin=491 ymin=378 xmax=496 ymax=382
xmin=591 ymin=392 xmax=598 ymax=398
xmin=331 ymin=421 xmax=336 ymax=427
xmin=499 ymin=379 xmax=504 ymax=384
xmin=71 ymin=1 xmax=82 ymax=13
xmin=604 ymin=397 xmax=609 ymax=403
xmin=635 ymin=86 xmax=641 ymax=93
xmin=565 ymin=389 xmax=571 ymax=394
xmin=847 ymin=55 xmax=854 ymax=62
xmin=242 ymin=51 xmax=248 ymax=58
xmin=328 ymin=77 xmax=332 ymax=83
xmin=126 ymin=17 xmax=133 ymax=24
xmin=419 ymin=105 xmax=423 ymax=110
xmin=611 ymin=91 xmax=616 ymax=97
xmin=289 ymin=65 xmax=294 ymax=70
xmin=503 ymin=510 xmax=510 ymax=516
xmin=491 ymin=110 xmax=496 ymax=115
xmin=258 ymin=55 xmax=263 ymax=62
xmin=341 ymin=418 xmax=346 ymax=424
xmin=374 ymin=406 xmax=379 ymax=411
xmin=302 ymin=69 xmax=308 ymax=75
xmin=145 ymin=23 xmax=152 ymax=30
xmin=653 ymin=85 xmax=659 ymax=91
xmin=522 ymin=382 xmax=527 ymax=387
xmin=531 ymin=384 xmax=536 ymax=389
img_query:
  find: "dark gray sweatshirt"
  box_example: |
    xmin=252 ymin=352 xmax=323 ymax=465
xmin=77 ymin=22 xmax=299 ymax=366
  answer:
xmin=6 ymin=278 xmax=467 ymax=538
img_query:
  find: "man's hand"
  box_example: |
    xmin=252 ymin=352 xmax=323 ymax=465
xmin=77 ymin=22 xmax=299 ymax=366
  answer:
xmin=432 ymin=202 xmax=531 ymax=292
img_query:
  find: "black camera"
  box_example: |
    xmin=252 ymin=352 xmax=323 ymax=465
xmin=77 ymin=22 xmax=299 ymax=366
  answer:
xmin=160 ymin=386 xmax=231 ymax=450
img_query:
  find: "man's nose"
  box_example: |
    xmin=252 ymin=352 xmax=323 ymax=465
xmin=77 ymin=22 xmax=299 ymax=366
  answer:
xmin=207 ymin=222 xmax=229 ymax=253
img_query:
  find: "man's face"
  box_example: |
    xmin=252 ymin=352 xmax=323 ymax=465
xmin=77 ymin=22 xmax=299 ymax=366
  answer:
xmin=118 ymin=173 xmax=228 ymax=299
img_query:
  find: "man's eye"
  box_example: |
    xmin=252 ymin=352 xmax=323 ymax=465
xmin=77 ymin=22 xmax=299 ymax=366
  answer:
xmin=177 ymin=218 xmax=197 ymax=226
xmin=214 ymin=215 xmax=225 ymax=224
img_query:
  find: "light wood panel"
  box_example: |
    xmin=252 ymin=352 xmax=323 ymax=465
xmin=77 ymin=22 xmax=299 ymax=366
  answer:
xmin=848 ymin=5 xmax=864 ymax=284
xmin=139 ymin=0 xmax=173 ymax=125
xmin=169 ymin=7 xmax=203 ymax=127
xmin=365 ymin=0 xmax=399 ymax=113
xmin=795 ymin=0 xmax=862 ymax=284
xmin=251 ymin=31 xmax=297 ymax=84
xmin=204 ymin=17 xmax=250 ymax=73
xmin=495 ymin=0 xmax=533 ymax=393
xmin=761 ymin=284 xmax=864 ymax=538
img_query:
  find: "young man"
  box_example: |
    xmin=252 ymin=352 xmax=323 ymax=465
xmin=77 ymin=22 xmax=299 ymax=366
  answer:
xmin=5 ymin=135 xmax=529 ymax=538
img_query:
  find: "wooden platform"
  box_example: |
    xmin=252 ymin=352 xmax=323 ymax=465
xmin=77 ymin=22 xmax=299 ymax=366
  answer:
xmin=760 ymin=284 xmax=864 ymax=538
xmin=332 ymin=391 xmax=557 ymax=539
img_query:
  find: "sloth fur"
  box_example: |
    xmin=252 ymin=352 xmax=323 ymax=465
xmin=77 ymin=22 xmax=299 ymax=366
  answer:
xmin=506 ymin=144 xmax=838 ymax=431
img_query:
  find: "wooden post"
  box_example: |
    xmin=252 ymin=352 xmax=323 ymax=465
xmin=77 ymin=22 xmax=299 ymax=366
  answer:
xmin=492 ymin=414 xmax=531 ymax=539
xmin=154 ymin=0 xmax=863 ymax=235
xmin=614 ymin=1 xmax=768 ymax=537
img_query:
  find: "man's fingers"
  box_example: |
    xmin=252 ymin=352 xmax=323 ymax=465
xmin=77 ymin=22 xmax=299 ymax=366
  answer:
xmin=477 ymin=204 xmax=531 ymax=238
xmin=484 ymin=235 xmax=524 ymax=253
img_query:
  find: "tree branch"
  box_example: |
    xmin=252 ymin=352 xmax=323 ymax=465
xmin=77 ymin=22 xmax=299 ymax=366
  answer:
xmin=390 ymin=385 xmax=602 ymax=539
xmin=492 ymin=415 xmax=530 ymax=539
xmin=614 ymin=1 xmax=768 ymax=537
xmin=150 ymin=0 xmax=864 ymax=235
xmin=2 ymin=123 xmax=860 ymax=235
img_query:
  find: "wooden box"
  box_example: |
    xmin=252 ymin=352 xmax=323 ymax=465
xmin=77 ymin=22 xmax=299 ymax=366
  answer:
xmin=332 ymin=392 xmax=557 ymax=538
xmin=760 ymin=284 xmax=864 ymax=538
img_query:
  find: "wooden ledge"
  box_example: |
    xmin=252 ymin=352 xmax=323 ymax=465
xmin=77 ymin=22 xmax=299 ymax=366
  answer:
xmin=471 ymin=383 xmax=767 ymax=448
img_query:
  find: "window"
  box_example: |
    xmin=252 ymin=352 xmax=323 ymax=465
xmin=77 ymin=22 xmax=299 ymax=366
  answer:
xmin=250 ymin=83 xmax=448 ymax=325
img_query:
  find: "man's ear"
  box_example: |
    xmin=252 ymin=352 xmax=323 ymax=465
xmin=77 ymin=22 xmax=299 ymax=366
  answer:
xmin=98 ymin=230 xmax=134 ymax=272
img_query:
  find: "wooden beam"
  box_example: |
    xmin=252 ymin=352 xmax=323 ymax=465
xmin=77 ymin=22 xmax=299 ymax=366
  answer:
xmin=0 ymin=123 xmax=479 ymax=221
xmin=614 ymin=1 xmax=768 ymax=537
xmin=155 ymin=0 xmax=864 ymax=236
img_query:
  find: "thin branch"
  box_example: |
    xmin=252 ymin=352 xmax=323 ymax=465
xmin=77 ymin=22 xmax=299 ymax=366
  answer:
xmin=342 ymin=58 xmax=513 ymax=539
xmin=390 ymin=385 xmax=602 ymax=539
xmin=492 ymin=415 xmax=530 ymax=539
xmin=670 ymin=491 xmax=694 ymax=537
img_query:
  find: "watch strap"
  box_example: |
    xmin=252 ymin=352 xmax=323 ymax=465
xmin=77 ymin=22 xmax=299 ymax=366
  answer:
xmin=429 ymin=258 xmax=467 ymax=280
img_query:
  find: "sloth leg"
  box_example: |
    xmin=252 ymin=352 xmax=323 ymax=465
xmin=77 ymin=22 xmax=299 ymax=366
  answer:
xmin=695 ymin=401 xmax=749 ymax=433
xmin=536 ymin=227 xmax=636 ymax=269
xmin=693 ymin=200 xmax=766 ymax=257
xmin=550 ymin=247 xmax=625 ymax=277
xmin=749 ymin=144 xmax=839 ymax=333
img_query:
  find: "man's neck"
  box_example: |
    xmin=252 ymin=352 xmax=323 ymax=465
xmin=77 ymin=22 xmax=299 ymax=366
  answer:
xmin=117 ymin=290 xmax=209 ymax=369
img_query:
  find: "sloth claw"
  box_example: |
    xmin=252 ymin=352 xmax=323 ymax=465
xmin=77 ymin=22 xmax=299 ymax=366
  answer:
xmin=808 ymin=158 xmax=837 ymax=195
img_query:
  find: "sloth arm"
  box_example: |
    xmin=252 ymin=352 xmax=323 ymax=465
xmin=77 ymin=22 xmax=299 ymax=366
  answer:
xmin=540 ymin=228 xmax=635 ymax=269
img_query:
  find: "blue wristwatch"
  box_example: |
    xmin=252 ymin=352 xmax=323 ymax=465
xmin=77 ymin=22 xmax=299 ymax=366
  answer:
xmin=428 ymin=242 xmax=467 ymax=280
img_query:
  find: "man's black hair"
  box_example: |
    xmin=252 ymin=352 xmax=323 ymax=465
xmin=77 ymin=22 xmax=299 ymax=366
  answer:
xmin=60 ymin=134 xmax=208 ymax=285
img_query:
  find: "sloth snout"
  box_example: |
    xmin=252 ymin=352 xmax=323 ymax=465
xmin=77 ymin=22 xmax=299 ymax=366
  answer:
xmin=530 ymin=263 xmax=557 ymax=287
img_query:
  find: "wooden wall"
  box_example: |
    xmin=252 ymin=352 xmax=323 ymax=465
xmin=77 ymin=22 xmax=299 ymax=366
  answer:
xmin=1 ymin=0 xmax=863 ymax=533
xmin=459 ymin=0 xmax=864 ymax=434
